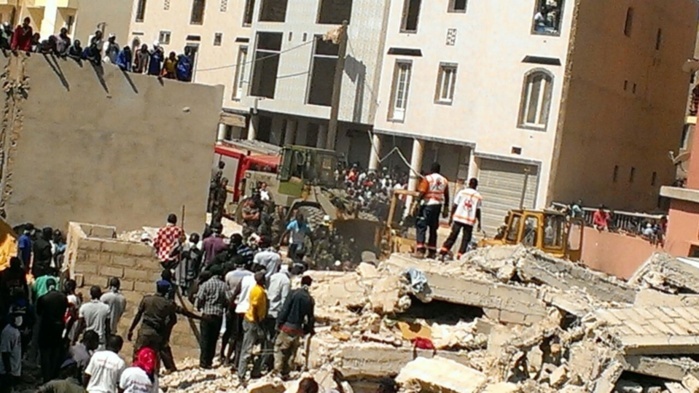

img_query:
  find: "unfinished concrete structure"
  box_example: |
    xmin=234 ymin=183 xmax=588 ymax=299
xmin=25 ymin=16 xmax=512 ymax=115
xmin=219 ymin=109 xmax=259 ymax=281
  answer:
xmin=67 ymin=222 xmax=200 ymax=359
xmin=0 ymin=53 xmax=222 ymax=231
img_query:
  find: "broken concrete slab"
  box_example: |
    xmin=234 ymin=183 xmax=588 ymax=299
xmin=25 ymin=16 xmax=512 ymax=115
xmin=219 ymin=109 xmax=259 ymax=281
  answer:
xmin=517 ymin=250 xmax=636 ymax=304
xmin=635 ymin=289 xmax=699 ymax=308
xmin=396 ymin=356 xmax=487 ymax=393
xmin=591 ymin=360 xmax=624 ymax=393
xmin=480 ymin=382 xmax=521 ymax=393
xmin=629 ymin=253 xmax=699 ymax=294
xmin=683 ymin=374 xmax=699 ymax=393
xmin=624 ymin=356 xmax=699 ymax=382
xmin=666 ymin=382 xmax=691 ymax=393
xmin=335 ymin=343 xmax=472 ymax=379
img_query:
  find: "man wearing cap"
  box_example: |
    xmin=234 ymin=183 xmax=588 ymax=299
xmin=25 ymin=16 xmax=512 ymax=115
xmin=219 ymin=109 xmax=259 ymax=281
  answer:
xmin=127 ymin=281 xmax=177 ymax=371
xmin=0 ymin=307 xmax=22 ymax=393
xmin=36 ymin=358 xmax=85 ymax=393
xmin=195 ymin=264 xmax=228 ymax=369
xmin=274 ymin=275 xmax=315 ymax=380
xmin=37 ymin=277 xmax=68 ymax=382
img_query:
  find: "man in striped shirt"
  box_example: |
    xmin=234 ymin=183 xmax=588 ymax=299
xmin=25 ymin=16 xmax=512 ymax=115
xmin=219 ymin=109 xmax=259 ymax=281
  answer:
xmin=195 ymin=265 xmax=228 ymax=369
xmin=440 ymin=178 xmax=482 ymax=260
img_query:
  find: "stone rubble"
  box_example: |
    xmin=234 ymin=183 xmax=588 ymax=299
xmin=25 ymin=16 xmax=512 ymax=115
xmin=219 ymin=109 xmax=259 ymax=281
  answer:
xmin=153 ymin=247 xmax=699 ymax=393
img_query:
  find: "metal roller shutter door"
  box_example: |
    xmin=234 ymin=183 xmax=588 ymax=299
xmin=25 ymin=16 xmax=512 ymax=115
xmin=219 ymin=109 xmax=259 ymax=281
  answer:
xmin=478 ymin=159 xmax=539 ymax=236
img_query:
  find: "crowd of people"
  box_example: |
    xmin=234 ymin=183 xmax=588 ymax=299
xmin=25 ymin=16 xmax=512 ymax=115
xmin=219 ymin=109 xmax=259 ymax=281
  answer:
xmin=4 ymin=17 xmax=194 ymax=82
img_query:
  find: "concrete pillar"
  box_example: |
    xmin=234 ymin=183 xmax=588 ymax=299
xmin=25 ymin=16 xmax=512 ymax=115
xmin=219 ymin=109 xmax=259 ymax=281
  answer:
xmin=248 ymin=115 xmax=259 ymax=141
xmin=405 ymin=138 xmax=425 ymax=217
xmin=408 ymin=138 xmax=425 ymax=192
xmin=284 ymin=119 xmax=297 ymax=146
xmin=317 ymin=123 xmax=328 ymax=149
xmin=295 ymin=120 xmax=308 ymax=146
xmin=216 ymin=123 xmax=227 ymax=141
xmin=368 ymin=133 xmax=382 ymax=172
xmin=467 ymin=149 xmax=479 ymax=180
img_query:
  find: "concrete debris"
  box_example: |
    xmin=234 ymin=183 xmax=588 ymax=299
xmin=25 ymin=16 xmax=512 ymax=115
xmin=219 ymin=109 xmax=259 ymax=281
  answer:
xmin=395 ymin=356 xmax=488 ymax=393
xmin=144 ymin=246 xmax=699 ymax=393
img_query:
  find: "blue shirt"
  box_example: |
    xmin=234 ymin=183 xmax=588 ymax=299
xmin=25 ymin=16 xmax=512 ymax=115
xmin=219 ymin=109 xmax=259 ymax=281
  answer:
xmin=18 ymin=234 xmax=31 ymax=267
xmin=148 ymin=51 xmax=163 ymax=76
xmin=286 ymin=220 xmax=310 ymax=245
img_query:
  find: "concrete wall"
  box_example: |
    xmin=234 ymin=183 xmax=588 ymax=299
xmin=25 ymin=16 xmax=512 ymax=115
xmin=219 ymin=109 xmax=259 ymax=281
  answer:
xmin=67 ymin=222 xmax=199 ymax=359
xmin=665 ymin=199 xmax=699 ymax=257
xmin=0 ymin=53 xmax=222 ymax=231
xmin=551 ymin=0 xmax=699 ymax=211
xmin=580 ymin=226 xmax=659 ymax=279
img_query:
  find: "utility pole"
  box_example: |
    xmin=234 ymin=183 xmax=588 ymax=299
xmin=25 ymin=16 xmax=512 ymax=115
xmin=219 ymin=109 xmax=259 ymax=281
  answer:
xmin=326 ymin=20 xmax=348 ymax=151
xmin=519 ymin=168 xmax=531 ymax=209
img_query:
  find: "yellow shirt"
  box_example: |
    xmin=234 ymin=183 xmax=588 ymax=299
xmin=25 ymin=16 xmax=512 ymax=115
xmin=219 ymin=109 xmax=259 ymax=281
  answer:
xmin=245 ymin=284 xmax=268 ymax=323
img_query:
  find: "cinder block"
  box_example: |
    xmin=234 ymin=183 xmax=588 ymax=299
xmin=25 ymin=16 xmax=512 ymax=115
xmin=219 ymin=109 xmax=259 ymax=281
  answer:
xmin=78 ymin=238 xmax=102 ymax=251
xmin=82 ymin=274 xmax=108 ymax=288
xmin=101 ymin=241 xmax=131 ymax=255
xmin=119 ymin=280 xmax=135 ymax=292
xmin=74 ymin=262 xmax=98 ymax=275
xmin=127 ymin=243 xmax=155 ymax=257
xmin=88 ymin=225 xmax=116 ymax=239
xmin=100 ymin=265 xmax=124 ymax=278
xmin=134 ymin=281 xmax=155 ymax=294
xmin=112 ymin=255 xmax=138 ymax=268
xmin=123 ymin=268 xmax=150 ymax=282
xmin=135 ymin=257 xmax=161 ymax=271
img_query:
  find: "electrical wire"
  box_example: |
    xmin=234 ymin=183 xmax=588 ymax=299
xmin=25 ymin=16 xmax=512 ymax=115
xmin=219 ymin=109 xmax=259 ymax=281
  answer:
xmin=196 ymin=39 xmax=313 ymax=73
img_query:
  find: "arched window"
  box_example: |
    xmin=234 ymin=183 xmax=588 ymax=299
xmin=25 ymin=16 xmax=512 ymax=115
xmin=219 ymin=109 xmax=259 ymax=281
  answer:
xmin=519 ymin=70 xmax=553 ymax=130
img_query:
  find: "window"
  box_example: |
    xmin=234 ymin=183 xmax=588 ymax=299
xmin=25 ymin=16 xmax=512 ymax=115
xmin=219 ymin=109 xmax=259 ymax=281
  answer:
xmin=655 ymin=28 xmax=662 ymax=50
xmin=66 ymin=15 xmax=75 ymax=33
xmin=232 ymin=47 xmax=248 ymax=99
xmin=532 ymin=0 xmax=563 ymax=35
xmin=624 ymin=7 xmax=633 ymax=37
xmin=250 ymin=32 xmax=282 ymax=99
xmin=448 ymin=0 xmax=467 ymax=13
xmin=435 ymin=64 xmax=457 ymax=104
xmin=401 ymin=0 xmax=421 ymax=33
xmin=214 ymin=33 xmax=222 ymax=46
xmin=651 ymin=172 xmax=657 ymax=186
xmin=308 ymin=36 xmax=339 ymax=106
xmin=522 ymin=216 xmax=539 ymax=246
xmin=135 ymin=0 xmax=147 ymax=22
xmin=518 ymin=70 xmax=553 ymax=130
xmin=629 ymin=167 xmax=635 ymax=183
xmin=613 ymin=165 xmax=619 ymax=182
xmin=158 ymin=31 xmax=171 ymax=45
xmin=507 ymin=215 xmax=522 ymax=243
xmin=388 ymin=61 xmax=412 ymax=121
xmin=243 ymin=0 xmax=255 ymax=26
xmin=318 ymin=0 xmax=353 ymax=24
xmin=190 ymin=0 xmax=205 ymax=24
xmin=260 ymin=0 xmax=289 ymax=22
xmin=543 ymin=215 xmax=565 ymax=249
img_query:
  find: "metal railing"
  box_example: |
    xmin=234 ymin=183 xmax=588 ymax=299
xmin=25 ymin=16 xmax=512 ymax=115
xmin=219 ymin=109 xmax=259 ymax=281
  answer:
xmin=552 ymin=202 xmax=666 ymax=238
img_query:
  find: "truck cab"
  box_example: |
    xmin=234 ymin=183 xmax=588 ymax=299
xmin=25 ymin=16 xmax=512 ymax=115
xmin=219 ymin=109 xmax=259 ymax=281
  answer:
xmin=481 ymin=210 xmax=584 ymax=261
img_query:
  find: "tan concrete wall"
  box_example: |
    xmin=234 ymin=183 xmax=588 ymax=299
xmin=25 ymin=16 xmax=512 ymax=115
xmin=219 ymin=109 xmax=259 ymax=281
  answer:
xmin=580 ymin=226 xmax=659 ymax=279
xmin=67 ymin=222 xmax=200 ymax=360
xmin=551 ymin=0 xmax=699 ymax=211
xmin=0 ymin=53 xmax=222 ymax=231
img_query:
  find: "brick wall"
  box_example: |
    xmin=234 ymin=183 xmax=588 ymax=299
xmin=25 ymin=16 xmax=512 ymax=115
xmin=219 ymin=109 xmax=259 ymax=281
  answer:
xmin=66 ymin=222 xmax=201 ymax=361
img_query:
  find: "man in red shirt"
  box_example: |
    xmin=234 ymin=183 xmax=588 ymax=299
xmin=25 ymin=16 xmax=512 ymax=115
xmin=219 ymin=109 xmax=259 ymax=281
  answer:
xmin=10 ymin=18 xmax=32 ymax=52
xmin=153 ymin=214 xmax=184 ymax=269
xmin=593 ymin=205 xmax=609 ymax=231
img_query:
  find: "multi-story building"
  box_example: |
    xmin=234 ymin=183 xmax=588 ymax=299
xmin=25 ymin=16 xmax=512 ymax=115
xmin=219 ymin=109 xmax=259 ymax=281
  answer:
xmin=0 ymin=0 xmax=131 ymax=44
xmin=371 ymin=0 xmax=698 ymax=231
xmin=127 ymin=0 xmax=698 ymax=233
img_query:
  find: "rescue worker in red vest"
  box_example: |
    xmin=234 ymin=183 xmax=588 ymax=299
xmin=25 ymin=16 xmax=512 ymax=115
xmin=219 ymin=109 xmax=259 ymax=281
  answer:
xmin=440 ymin=178 xmax=483 ymax=260
xmin=414 ymin=163 xmax=450 ymax=259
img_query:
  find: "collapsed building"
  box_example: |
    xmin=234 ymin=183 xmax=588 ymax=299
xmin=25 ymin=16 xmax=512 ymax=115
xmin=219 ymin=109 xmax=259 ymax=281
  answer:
xmin=62 ymin=220 xmax=699 ymax=393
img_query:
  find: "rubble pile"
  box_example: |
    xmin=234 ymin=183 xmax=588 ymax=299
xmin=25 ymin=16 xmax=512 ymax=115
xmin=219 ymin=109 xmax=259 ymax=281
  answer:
xmin=159 ymin=247 xmax=699 ymax=392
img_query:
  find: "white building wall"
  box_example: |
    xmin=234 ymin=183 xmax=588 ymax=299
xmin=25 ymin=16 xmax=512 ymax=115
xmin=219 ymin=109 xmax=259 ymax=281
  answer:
xmin=373 ymin=0 xmax=576 ymax=208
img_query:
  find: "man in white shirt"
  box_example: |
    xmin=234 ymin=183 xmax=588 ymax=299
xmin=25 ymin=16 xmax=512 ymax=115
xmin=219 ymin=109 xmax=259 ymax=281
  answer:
xmin=440 ymin=178 xmax=482 ymax=260
xmin=229 ymin=272 xmax=256 ymax=369
xmin=0 ymin=310 xmax=22 ymax=392
xmin=100 ymin=278 xmax=126 ymax=336
xmin=261 ymin=264 xmax=290 ymax=370
xmin=253 ymin=238 xmax=281 ymax=281
xmin=77 ymin=286 xmax=111 ymax=348
xmin=84 ymin=335 xmax=126 ymax=393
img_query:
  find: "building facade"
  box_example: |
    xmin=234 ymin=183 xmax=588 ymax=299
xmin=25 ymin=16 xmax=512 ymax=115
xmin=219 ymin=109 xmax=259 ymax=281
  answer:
xmin=127 ymin=0 xmax=698 ymax=233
